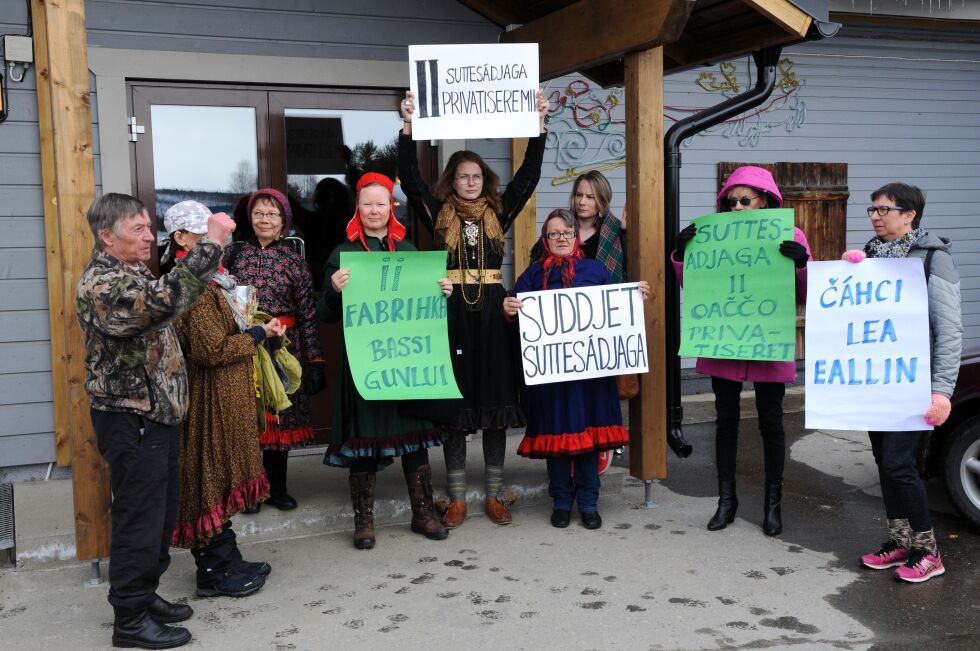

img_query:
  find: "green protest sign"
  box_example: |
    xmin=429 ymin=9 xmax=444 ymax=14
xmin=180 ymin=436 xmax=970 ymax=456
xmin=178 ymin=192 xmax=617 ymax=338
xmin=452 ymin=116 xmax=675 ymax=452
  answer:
xmin=678 ymin=208 xmax=797 ymax=362
xmin=340 ymin=250 xmax=462 ymax=400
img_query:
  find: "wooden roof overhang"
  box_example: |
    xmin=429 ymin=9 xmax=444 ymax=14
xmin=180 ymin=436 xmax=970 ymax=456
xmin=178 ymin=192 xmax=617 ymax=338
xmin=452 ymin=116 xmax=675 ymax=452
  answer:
xmin=459 ymin=0 xmax=836 ymax=85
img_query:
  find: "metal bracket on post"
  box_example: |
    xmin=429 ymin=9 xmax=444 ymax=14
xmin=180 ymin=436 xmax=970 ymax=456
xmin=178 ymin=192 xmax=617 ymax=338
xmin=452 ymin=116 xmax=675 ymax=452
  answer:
xmin=644 ymin=480 xmax=655 ymax=508
xmin=88 ymin=559 xmax=103 ymax=586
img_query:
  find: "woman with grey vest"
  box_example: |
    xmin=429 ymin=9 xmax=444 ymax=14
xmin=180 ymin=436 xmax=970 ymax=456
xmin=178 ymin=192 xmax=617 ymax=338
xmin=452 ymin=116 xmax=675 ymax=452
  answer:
xmin=843 ymin=182 xmax=962 ymax=584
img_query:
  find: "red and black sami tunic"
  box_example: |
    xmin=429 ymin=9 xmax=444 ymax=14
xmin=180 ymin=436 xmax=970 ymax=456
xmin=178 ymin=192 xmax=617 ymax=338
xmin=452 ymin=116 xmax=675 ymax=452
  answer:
xmin=512 ymin=258 xmax=628 ymax=458
xmin=225 ymin=237 xmax=324 ymax=449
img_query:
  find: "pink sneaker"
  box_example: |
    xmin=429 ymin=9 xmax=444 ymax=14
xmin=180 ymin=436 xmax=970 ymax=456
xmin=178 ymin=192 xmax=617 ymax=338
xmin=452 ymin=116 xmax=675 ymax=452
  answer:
xmin=860 ymin=539 xmax=910 ymax=570
xmin=894 ymin=550 xmax=945 ymax=583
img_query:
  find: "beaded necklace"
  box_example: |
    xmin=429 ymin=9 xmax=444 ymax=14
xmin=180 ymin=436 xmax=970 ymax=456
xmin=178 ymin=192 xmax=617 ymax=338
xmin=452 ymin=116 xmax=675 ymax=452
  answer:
xmin=457 ymin=220 xmax=485 ymax=308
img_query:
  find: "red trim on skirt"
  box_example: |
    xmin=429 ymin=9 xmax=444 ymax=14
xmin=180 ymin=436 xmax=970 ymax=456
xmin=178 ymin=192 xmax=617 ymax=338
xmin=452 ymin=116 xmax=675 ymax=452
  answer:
xmin=517 ymin=425 xmax=629 ymax=459
xmin=260 ymin=412 xmax=314 ymax=449
xmin=171 ymin=474 xmax=271 ymax=549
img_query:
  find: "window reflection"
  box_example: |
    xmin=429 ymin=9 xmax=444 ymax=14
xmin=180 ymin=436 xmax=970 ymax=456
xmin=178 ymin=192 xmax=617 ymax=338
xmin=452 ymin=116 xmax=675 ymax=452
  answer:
xmin=150 ymin=104 xmax=258 ymax=221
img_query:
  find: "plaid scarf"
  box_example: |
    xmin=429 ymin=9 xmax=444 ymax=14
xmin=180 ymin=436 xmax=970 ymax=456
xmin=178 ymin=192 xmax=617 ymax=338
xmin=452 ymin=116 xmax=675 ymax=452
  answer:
xmin=864 ymin=227 xmax=923 ymax=259
xmin=594 ymin=213 xmax=625 ymax=283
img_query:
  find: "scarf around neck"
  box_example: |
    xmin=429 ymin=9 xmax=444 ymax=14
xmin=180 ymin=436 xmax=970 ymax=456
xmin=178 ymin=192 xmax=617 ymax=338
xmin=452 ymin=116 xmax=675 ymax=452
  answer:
xmin=593 ymin=213 xmax=625 ymax=283
xmin=436 ymin=195 xmax=505 ymax=262
xmin=864 ymin=227 xmax=924 ymax=259
xmin=175 ymin=250 xmax=253 ymax=331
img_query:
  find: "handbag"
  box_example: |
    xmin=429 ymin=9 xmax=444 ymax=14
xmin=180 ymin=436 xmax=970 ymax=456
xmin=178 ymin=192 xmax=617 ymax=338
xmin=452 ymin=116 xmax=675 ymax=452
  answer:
xmin=616 ymin=373 xmax=639 ymax=400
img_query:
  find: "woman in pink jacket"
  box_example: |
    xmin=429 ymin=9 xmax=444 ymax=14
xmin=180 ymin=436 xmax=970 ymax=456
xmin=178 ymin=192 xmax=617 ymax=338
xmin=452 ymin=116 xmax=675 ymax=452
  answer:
xmin=672 ymin=166 xmax=811 ymax=536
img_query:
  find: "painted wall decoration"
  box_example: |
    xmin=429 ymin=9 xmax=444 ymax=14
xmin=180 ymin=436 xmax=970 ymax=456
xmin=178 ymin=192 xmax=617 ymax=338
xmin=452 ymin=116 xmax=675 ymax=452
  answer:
xmin=542 ymin=57 xmax=807 ymax=180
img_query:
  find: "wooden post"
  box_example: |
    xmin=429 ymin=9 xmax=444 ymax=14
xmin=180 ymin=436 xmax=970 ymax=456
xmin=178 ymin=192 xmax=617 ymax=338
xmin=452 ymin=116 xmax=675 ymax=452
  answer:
xmin=32 ymin=0 xmax=111 ymax=560
xmin=624 ymin=47 xmax=668 ymax=480
xmin=511 ymin=138 xmax=537 ymax=278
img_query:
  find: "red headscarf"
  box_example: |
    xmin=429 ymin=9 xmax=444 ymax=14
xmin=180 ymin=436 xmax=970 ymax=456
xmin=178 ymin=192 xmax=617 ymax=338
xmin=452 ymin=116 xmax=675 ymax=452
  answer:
xmin=538 ymin=213 xmax=584 ymax=290
xmin=346 ymin=172 xmax=406 ymax=252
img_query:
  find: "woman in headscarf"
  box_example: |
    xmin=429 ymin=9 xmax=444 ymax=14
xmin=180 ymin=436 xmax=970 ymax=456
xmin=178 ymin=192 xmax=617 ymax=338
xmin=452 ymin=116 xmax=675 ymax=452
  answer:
xmin=843 ymin=182 xmax=961 ymax=584
xmin=504 ymin=209 xmax=648 ymax=529
xmin=318 ymin=173 xmax=452 ymax=549
xmin=671 ymin=165 xmax=811 ymax=537
xmin=398 ymin=89 xmax=549 ymax=529
xmin=224 ymin=188 xmax=326 ymax=511
xmin=167 ymin=200 xmax=281 ymax=597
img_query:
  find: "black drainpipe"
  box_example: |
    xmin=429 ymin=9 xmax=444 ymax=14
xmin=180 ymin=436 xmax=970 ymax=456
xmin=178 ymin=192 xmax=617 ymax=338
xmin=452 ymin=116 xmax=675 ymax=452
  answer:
xmin=663 ymin=46 xmax=783 ymax=458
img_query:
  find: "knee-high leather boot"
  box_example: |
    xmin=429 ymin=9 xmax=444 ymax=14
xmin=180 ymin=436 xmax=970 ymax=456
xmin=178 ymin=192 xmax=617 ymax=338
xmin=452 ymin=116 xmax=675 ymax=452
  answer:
xmin=349 ymin=472 xmax=376 ymax=550
xmin=405 ymin=464 xmax=449 ymax=540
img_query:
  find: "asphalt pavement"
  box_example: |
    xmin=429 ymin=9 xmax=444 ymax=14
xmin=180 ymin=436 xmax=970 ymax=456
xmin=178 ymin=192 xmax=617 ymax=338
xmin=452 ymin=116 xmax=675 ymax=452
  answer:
xmin=1 ymin=392 xmax=978 ymax=650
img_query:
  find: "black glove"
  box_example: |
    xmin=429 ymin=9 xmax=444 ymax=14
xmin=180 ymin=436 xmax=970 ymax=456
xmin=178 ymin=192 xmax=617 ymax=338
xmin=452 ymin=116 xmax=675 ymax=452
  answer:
xmin=306 ymin=362 xmax=327 ymax=396
xmin=779 ymin=240 xmax=808 ymax=269
xmin=675 ymin=223 xmax=697 ymax=260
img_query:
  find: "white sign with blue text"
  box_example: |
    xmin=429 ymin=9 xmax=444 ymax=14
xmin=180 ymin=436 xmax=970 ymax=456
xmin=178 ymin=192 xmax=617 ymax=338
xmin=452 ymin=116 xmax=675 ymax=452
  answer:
xmin=408 ymin=43 xmax=539 ymax=141
xmin=516 ymin=283 xmax=648 ymax=386
xmin=805 ymin=259 xmax=932 ymax=431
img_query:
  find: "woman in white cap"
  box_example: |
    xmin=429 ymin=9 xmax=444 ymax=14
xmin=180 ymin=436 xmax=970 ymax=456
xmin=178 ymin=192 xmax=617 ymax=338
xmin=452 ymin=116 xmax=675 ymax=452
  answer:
xmin=166 ymin=200 xmax=285 ymax=598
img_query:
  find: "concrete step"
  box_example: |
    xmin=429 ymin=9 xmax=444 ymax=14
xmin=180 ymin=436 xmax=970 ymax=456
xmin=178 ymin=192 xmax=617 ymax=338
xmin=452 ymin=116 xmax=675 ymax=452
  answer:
xmin=11 ymin=432 xmax=625 ymax=569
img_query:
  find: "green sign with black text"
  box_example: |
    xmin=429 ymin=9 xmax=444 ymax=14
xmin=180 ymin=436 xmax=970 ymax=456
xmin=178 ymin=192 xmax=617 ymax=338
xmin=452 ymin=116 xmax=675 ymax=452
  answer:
xmin=341 ymin=250 xmax=462 ymax=400
xmin=678 ymin=209 xmax=797 ymax=362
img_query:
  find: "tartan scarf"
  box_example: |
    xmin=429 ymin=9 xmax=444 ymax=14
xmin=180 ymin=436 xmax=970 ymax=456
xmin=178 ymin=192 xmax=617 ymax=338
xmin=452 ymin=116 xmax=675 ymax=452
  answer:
xmin=594 ymin=212 xmax=625 ymax=283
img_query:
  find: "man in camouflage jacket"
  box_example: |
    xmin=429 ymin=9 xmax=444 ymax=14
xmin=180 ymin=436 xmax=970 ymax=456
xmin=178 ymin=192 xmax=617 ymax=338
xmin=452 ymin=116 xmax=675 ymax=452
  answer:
xmin=75 ymin=193 xmax=235 ymax=650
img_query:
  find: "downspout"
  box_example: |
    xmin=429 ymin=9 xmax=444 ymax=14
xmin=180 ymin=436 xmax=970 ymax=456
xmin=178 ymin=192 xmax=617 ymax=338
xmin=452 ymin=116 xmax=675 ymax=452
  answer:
xmin=663 ymin=46 xmax=783 ymax=458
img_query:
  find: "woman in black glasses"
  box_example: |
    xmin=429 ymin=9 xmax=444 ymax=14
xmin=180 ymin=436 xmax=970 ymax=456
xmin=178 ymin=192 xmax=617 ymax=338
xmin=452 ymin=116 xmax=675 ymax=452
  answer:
xmin=671 ymin=165 xmax=811 ymax=536
xmin=504 ymin=209 xmax=649 ymax=529
xmin=843 ymin=182 xmax=961 ymax=584
xmin=398 ymin=89 xmax=550 ymax=529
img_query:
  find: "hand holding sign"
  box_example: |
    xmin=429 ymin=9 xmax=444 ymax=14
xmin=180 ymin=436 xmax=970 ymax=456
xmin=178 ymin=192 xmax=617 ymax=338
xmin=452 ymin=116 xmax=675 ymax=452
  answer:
xmin=407 ymin=43 xmax=541 ymax=140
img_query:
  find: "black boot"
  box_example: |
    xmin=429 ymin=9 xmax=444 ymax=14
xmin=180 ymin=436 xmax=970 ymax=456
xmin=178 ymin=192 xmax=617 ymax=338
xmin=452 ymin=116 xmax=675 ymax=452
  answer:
xmin=707 ymin=480 xmax=738 ymax=531
xmin=264 ymin=450 xmax=297 ymax=510
xmin=762 ymin=480 xmax=783 ymax=536
xmin=112 ymin=607 xmax=192 ymax=649
xmin=146 ymin=594 xmax=193 ymax=624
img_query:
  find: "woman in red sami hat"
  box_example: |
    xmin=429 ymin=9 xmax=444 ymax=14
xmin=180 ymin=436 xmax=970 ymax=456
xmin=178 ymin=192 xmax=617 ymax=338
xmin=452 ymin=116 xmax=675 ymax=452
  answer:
xmin=317 ymin=173 xmax=453 ymax=550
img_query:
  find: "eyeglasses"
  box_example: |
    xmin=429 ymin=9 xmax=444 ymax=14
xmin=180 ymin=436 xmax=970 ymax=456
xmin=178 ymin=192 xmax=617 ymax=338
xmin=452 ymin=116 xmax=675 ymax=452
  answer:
xmin=725 ymin=194 xmax=761 ymax=208
xmin=454 ymin=174 xmax=483 ymax=185
xmin=546 ymin=231 xmax=577 ymax=240
xmin=866 ymin=205 xmax=907 ymax=217
xmin=252 ymin=211 xmax=282 ymax=220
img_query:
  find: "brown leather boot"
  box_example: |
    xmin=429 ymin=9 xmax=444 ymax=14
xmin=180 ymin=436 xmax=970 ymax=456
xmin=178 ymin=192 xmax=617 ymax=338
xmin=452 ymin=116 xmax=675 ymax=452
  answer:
xmin=405 ymin=465 xmax=449 ymax=540
xmin=484 ymin=496 xmax=513 ymax=525
xmin=349 ymin=472 xmax=376 ymax=550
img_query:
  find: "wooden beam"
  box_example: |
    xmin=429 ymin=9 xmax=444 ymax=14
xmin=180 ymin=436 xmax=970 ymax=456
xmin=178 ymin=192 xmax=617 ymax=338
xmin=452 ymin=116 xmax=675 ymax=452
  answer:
xmin=501 ymin=0 xmax=694 ymax=81
xmin=624 ymin=47 xmax=667 ymax=481
xmin=32 ymin=0 xmax=111 ymax=561
xmin=741 ymin=0 xmax=813 ymax=37
xmin=456 ymin=0 xmax=534 ymax=26
xmin=667 ymin=24 xmax=799 ymax=75
xmin=511 ymin=138 xmax=538 ymax=280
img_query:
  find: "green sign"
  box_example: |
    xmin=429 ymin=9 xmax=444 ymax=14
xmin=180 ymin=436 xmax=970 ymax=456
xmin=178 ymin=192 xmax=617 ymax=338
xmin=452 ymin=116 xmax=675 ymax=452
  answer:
xmin=678 ymin=208 xmax=797 ymax=362
xmin=340 ymin=250 xmax=462 ymax=400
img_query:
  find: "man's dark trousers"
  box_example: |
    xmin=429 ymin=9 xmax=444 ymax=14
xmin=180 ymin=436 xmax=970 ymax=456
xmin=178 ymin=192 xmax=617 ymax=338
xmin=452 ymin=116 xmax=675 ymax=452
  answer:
xmin=91 ymin=409 xmax=180 ymax=611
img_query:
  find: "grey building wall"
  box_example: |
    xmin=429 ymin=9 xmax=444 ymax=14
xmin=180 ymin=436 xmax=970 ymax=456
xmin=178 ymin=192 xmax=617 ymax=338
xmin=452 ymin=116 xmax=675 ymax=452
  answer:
xmin=532 ymin=35 xmax=980 ymax=355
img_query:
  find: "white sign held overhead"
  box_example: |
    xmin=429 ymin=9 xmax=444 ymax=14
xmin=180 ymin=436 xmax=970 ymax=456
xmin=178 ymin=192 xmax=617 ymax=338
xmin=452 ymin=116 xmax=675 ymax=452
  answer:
xmin=408 ymin=43 xmax=540 ymax=140
xmin=516 ymin=283 xmax=648 ymax=386
xmin=805 ymin=259 xmax=933 ymax=432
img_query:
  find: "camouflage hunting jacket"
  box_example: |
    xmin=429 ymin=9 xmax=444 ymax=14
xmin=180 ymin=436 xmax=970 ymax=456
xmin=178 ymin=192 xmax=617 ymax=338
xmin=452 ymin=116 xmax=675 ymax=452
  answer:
xmin=75 ymin=240 xmax=223 ymax=425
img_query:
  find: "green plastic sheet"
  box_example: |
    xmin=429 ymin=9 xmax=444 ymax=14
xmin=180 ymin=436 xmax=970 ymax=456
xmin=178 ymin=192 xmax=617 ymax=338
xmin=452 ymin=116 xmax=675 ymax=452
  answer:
xmin=678 ymin=208 xmax=797 ymax=362
xmin=340 ymin=250 xmax=462 ymax=400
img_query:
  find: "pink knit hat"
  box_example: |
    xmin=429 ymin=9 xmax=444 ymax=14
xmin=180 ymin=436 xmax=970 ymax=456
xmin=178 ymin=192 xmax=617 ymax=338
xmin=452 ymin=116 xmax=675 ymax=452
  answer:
xmin=716 ymin=166 xmax=783 ymax=212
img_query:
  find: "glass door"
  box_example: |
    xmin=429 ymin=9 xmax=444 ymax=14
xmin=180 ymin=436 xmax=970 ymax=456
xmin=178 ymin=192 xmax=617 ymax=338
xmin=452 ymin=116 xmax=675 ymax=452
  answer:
xmin=130 ymin=85 xmax=270 ymax=272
